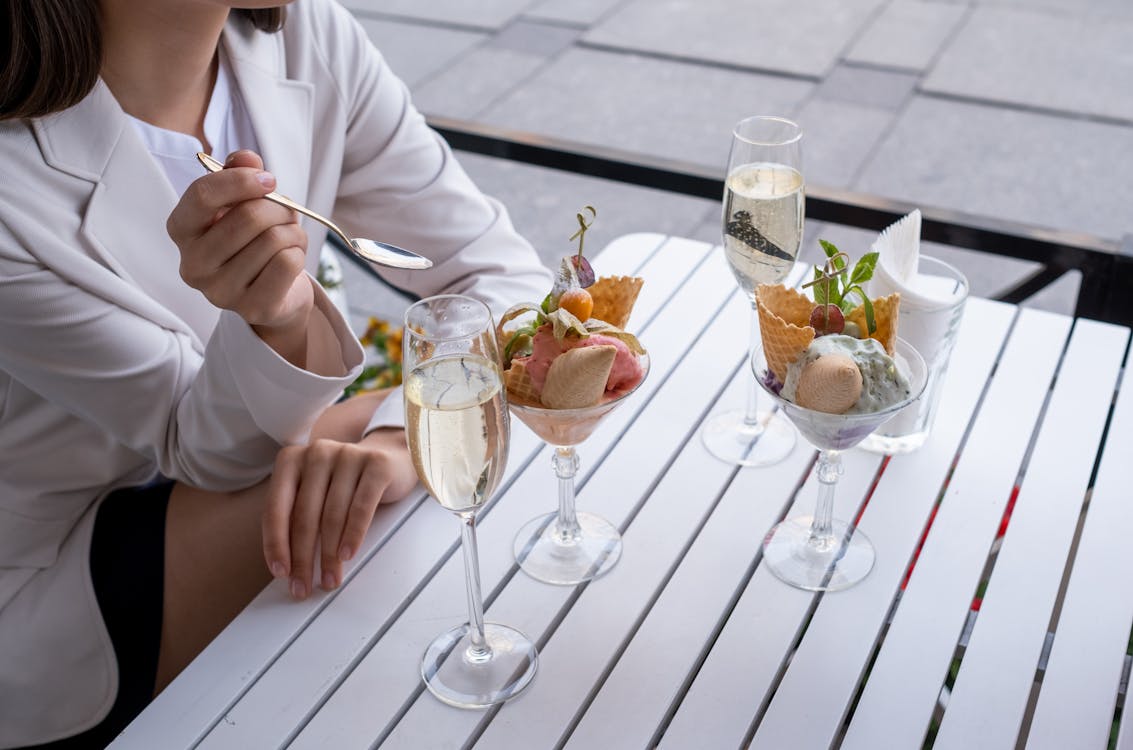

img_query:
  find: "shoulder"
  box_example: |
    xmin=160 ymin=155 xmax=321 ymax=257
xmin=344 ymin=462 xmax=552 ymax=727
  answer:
xmin=279 ymin=0 xmax=387 ymax=79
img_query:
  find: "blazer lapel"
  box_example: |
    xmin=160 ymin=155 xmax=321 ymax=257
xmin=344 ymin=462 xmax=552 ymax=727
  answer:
xmin=222 ymin=19 xmax=314 ymax=223
xmin=34 ymin=81 xmax=219 ymax=345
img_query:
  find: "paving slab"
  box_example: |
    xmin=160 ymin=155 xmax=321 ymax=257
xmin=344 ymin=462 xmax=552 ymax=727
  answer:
xmin=523 ymin=0 xmax=629 ymax=26
xmin=856 ymin=96 xmax=1133 ymax=242
xmin=975 ymin=0 xmax=1133 ymax=21
xmin=846 ymin=0 xmax=968 ymax=71
xmin=816 ymin=65 xmax=919 ymax=110
xmin=454 ymin=152 xmax=718 ymax=267
xmin=491 ymin=19 xmax=581 ymax=57
xmin=479 ymin=47 xmax=814 ymax=169
xmin=923 ymin=5 xmax=1133 ymax=122
xmin=341 ymin=0 xmax=535 ymax=30
xmin=412 ymin=48 xmax=545 ymax=120
xmin=355 ymin=17 xmax=485 ymax=88
xmin=794 ymin=98 xmax=894 ymax=188
xmin=582 ymin=0 xmax=888 ymax=78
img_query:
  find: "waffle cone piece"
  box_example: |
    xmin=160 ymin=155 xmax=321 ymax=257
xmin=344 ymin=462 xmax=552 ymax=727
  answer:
xmin=541 ymin=345 xmax=616 ymax=409
xmin=846 ymin=292 xmax=900 ymax=355
xmin=505 ymin=359 xmax=542 ymax=407
xmin=589 ymin=276 xmax=644 ymax=329
xmin=756 ymin=284 xmax=816 ymax=383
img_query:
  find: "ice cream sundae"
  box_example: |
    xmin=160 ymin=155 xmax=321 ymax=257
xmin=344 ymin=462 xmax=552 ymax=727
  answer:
xmin=757 ymin=241 xmax=911 ymax=415
xmin=497 ymin=206 xmax=647 ymax=412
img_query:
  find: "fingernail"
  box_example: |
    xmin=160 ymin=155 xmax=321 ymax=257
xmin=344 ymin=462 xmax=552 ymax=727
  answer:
xmin=270 ymin=561 xmax=286 ymax=578
xmin=339 ymin=545 xmax=354 ymax=562
xmin=290 ymin=578 xmax=306 ymax=599
xmin=256 ymin=171 xmax=275 ymax=189
xmin=322 ymin=571 xmax=336 ymax=590
xmin=224 ymin=152 xmax=238 ymax=166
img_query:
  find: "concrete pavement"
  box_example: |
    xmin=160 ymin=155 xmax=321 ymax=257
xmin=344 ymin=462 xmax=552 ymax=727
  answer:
xmin=334 ymin=0 xmax=1132 ymax=326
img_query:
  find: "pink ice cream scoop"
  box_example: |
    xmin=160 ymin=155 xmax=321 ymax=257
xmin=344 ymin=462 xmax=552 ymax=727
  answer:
xmin=574 ymin=334 xmax=643 ymax=391
xmin=522 ymin=325 xmax=644 ymax=394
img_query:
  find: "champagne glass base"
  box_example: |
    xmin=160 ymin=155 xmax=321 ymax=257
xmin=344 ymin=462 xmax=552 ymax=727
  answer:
xmin=762 ymin=517 xmax=874 ymax=592
xmin=421 ymin=622 xmax=538 ymax=708
xmin=702 ymin=409 xmax=796 ymax=467
xmin=514 ymin=511 xmax=622 ymax=585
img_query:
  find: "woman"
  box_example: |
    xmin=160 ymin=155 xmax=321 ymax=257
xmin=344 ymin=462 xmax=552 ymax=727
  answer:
xmin=0 ymin=0 xmax=550 ymax=746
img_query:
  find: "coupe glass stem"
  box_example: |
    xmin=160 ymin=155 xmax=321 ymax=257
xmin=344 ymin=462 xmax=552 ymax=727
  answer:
xmin=808 ymin=450 xmax=843 ymax=551
xmin=459 ymin=513 xmax=491 ymax=662
xmin=743 ymin=305 xmax=764 ymax=429
xmin=552 ymin=446 xmax=582 ymax=545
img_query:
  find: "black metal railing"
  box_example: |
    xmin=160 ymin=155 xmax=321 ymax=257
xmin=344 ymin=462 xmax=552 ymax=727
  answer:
xmin=426 ymin=116 xmax=1132 ymax=327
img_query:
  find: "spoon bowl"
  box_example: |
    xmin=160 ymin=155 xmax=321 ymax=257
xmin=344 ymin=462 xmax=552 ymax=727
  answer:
xmin=196 ymin=152 xmax=432 ymax=271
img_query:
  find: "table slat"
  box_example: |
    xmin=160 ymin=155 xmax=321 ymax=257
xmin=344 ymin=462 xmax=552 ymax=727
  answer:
xmin=1028 ymin=330 xmax=1132 ymax=749
xmin=935 ymin=320 xmax=1129 ymax=749
xmin=751 ymin=298 xmax=1016 ymax=750
xmin=839 ymin=307 xmax=1070 ymax=750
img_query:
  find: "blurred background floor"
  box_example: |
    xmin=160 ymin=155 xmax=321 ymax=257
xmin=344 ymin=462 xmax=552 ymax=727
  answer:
xmin=332 ymin=0 xmax=1132 ymax=329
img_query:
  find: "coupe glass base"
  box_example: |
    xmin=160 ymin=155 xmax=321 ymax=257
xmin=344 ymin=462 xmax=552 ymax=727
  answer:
xmin=421 ymin=622 xmax=538 ymax=708
xmin=514 ymin=511 xmax=622 ymax=585
xmin=701 ymin=409 xmax=796 ymax=467
xmin=762 ymin=516 xmax=875 ymax=592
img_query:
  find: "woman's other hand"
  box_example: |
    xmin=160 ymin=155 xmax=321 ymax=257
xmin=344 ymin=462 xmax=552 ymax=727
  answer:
xmin=262 ymin=428 xmax=418 ymax=599
xmin=166 ymin=150 xmax=314 ymax=366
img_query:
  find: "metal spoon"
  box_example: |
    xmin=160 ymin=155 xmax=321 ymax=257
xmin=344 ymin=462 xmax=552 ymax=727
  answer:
xmin=196 ymin=152 xmax=432 ymax=270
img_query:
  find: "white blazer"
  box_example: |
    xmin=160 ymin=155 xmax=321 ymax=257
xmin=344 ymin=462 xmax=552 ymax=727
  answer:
xmin=0 ymin=1 xmax=551 ymax=745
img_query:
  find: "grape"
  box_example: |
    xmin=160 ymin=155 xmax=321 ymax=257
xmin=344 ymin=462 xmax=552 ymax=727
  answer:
xmin=809 ymin=304 xmax=844 ymax=335
xmin=570 ymin=256 xmax=596 ymax=287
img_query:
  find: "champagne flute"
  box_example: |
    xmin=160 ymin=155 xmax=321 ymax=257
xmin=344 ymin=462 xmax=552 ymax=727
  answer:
xmin=702 ymin=116 xmax=804 ymax=467
xmin=403 ymin=295 xmax=537 ymax=708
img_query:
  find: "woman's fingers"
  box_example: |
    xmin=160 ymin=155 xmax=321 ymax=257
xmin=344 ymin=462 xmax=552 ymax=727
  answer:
xmin=287 ymin=440 xmax=336 ymax=599
xmin=263 ymin=445 xmax=303 ymax=581
xmin=336 ymin=458 xmax=391 ymax=570
xmin=263 ymin=434 xmax=416 ymax=601
xmin=318 ymin=449 xmax=366 ymax=590
xmin=167 ymin=166 xmax=275 ymax=242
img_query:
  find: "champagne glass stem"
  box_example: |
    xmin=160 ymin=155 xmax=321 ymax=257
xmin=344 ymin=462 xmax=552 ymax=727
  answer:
xmin=808 ymin=450 xmax=843 ymax=551
xmin=552 ymin=446 xmax=582 ymax=544
xmin=459 ymin=513 xmax=491 ymax=662
xmin=743 ymin=305 xmax=763 ymax=429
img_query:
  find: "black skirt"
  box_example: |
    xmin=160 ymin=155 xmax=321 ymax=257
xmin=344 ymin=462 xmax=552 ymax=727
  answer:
xmin=21 ymin=480 xmax=172 ymax=750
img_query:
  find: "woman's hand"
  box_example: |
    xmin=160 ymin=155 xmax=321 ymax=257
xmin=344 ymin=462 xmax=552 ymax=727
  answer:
xmin=166 ymin=150 xmax=314 ymax=365
xmin=262 ymin=428 xmax=418 ymax=599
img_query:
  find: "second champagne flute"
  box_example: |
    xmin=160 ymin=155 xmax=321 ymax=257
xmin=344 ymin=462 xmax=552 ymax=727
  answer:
xmin=702 ymin=116 xmax=804 ymax=467
xmin=404 ymin=295 xmax=538 ymax=708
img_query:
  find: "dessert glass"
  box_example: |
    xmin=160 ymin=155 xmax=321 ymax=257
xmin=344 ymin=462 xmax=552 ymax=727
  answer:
xmin=752 ymin=339 xmax=926 ymax=591
xmin=509 ymin=355 xmax=650 ymax=585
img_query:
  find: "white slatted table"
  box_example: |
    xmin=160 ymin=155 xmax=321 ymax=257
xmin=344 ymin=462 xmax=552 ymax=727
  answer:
xmin=111 ymin=234 xmax=1133 ymax=750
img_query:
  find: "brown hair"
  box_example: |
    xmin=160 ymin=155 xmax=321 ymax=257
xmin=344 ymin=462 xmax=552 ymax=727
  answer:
xmin=0 ymin=3 xmax=286 ymax=121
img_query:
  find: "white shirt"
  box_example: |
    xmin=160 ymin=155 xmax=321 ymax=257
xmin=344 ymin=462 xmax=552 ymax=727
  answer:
xmin=126 ymin=50 xmax=260 ymax=197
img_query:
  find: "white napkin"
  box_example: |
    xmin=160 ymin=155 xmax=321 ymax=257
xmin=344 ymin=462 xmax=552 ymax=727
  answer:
xmin=870 ymin=209 xmax=964 ymax=312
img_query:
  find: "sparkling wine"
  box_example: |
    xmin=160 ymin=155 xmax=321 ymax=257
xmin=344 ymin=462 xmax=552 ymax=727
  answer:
xmin=722 ymin=162 xmax=805 ymax=298
xmin=406 ymin=355 xmax=508 ymax=514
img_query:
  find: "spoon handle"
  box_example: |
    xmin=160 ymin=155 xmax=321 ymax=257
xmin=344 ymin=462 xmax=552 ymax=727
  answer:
xmin=195 ymin=152 xmax=356 ymax=251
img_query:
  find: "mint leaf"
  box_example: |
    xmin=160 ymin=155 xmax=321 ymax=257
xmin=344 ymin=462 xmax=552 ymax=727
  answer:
xmin=819 ymin=239 xmax=839 ymax=259
xmin=845 ymin=285 xmax=877 ymax=334
xmin=849 ymin=251 xmax=879 ymax=287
